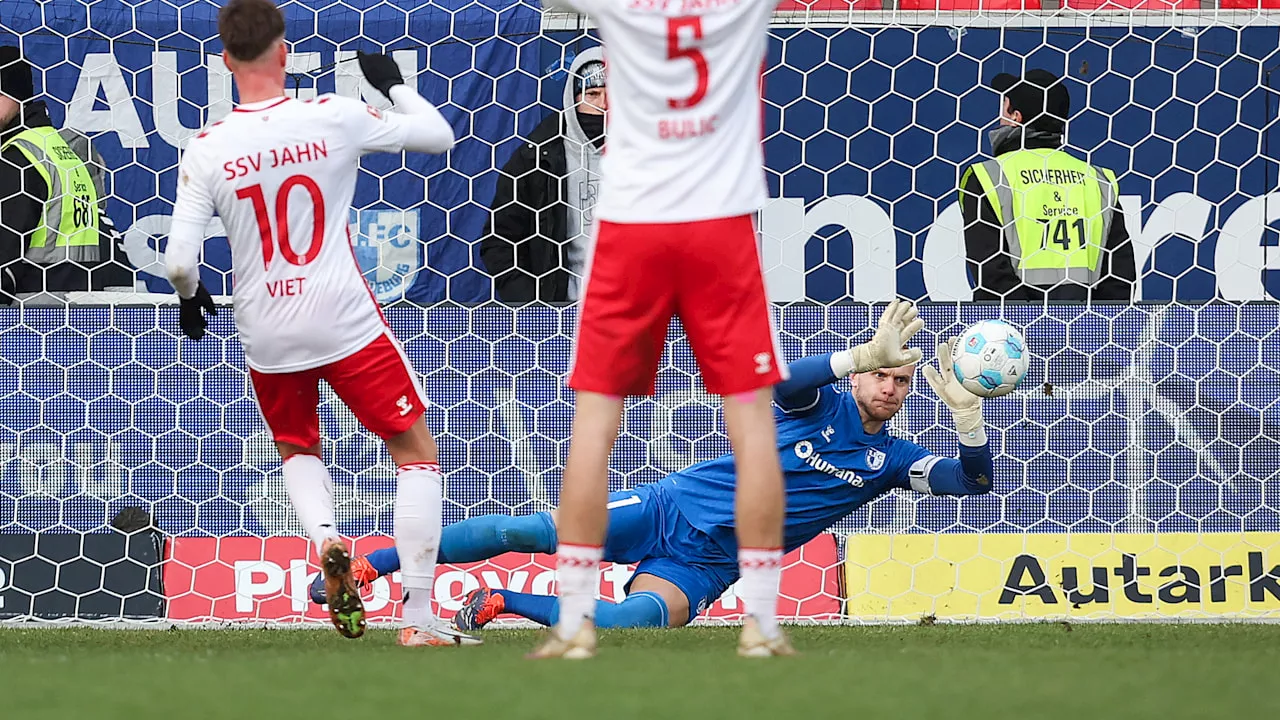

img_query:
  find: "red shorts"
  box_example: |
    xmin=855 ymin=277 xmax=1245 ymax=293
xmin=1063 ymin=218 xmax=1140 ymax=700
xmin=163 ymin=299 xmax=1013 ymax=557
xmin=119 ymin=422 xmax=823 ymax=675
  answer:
xmin=568 ymin=215 xmax=785 ymax=397
xmin=249 ymin=333 xmax=426 ymax=449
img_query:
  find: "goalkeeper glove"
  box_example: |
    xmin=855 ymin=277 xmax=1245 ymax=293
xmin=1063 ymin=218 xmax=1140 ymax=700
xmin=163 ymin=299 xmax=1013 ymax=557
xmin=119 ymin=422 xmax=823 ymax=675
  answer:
xmin=358 ymin=51 xmax=404 ymax=100
xmin=922 ymin=336 xmax=986 ymax=446
xmin=178 ymin=282 xmax=217 ymax=341
xmin=843 ymin=299 xmax=925 ymax=374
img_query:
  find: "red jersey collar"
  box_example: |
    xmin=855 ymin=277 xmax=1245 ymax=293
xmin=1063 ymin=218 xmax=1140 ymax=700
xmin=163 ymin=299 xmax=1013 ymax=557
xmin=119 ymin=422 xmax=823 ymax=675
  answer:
xmin=232 ymin=96 xmax=291 ymax=113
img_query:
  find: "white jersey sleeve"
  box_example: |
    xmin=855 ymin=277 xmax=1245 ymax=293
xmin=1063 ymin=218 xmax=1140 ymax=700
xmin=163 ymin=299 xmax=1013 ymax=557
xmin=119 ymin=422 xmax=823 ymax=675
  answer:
xmin=332 ymin=94 xmax=414 ymax=154
xmin=165 ymin=144 xmax=217 ymax=298
xmin=328 ymin=88 xmax=455 ymax=156
xmin=172 ymin=145 xmax=216 ymax=228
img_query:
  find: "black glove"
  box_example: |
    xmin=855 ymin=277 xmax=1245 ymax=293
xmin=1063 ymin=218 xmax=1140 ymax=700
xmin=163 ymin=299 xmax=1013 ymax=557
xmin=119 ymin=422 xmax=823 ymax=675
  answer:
xmin=179 ymin=282 xmax=217 ymax=341
xmin=358 ymin=50 xmax=403 ymax=100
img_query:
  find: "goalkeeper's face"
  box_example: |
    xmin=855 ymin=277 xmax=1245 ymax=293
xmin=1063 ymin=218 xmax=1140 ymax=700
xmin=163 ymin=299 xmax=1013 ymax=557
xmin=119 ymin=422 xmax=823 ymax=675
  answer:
xmin=852 ymin=364 xmax=916 ymax=422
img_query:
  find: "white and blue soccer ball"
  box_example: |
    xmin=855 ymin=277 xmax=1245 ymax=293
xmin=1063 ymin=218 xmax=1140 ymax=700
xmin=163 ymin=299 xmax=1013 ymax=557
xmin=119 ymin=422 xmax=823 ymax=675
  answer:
xmin=950 ymin=320 xmax=1029 ymax=398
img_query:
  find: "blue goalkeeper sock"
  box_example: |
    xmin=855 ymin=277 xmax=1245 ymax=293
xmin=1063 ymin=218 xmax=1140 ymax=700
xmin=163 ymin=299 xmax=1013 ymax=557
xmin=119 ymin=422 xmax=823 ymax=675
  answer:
xmin=356 ymin=513 xmax=558 ymax=577
xmin=439 ymin=512 xmax=557 ymax=563
xmin=365 ymin=547 xmax=400 ymax=576
xmin=494 ymin=590 xmax=669 ymax=629
xmin=601 ymin=592 xmax=670 ymax=628
xmin=494 ymin=590 xmax=559 ymax=626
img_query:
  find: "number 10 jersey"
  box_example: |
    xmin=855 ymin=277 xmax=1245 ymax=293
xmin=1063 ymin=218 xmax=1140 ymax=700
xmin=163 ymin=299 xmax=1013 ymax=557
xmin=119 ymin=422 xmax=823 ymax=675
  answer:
xmin=549 ymin=0 xmax=773 ymax=224
xmin=173 ymin=94 xmax=419 ymax=373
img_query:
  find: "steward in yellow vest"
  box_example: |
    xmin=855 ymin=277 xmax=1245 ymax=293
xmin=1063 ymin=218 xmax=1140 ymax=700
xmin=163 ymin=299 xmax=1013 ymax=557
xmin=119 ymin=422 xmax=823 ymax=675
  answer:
xmin=0 ymin=47 xmax=131 ymax=304
xmin=961 ymin=70 xmax=1136 ymax=302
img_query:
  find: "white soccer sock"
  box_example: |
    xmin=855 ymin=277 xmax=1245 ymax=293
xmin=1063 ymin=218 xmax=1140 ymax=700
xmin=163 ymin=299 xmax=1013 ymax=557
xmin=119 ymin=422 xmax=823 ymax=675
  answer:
xmin=555 ymin=543 xmax=602 ymax=637
xmin=395 ymin=462 xmax=444 ymax=628
xmin=738 ymin=547 xmax=783 ymax=640
xmin=282 ymin=453 xmax=339 ymax=554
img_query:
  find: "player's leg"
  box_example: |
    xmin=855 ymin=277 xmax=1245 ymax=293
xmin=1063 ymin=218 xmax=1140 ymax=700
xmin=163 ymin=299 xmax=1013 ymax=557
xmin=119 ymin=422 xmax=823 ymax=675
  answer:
xmin=459 ymin=555 xmax=730 ymax=632
xmin=553 ymin=390 xmax=624 ymax=639
xmin=534 ymin=220 xmax=676 ymax=658
xmin=724 ymin=392 xmax=794 ymax=656
xmin=384 ymin=420 xmax=473 ymax=646
xmin=463 ymin=576 xmax=682 ymax=630
xmin=250 ymin=368 xmax=366 ymax=638
xmin=676 ymin=215 xmax=791 ymax=655
xmin=461 ymin=492 xmax=738 ymax=631
xmin=502 ymin=554 xmax=733 ymax=631
xmin=316 ymin=481 xmax=672 ymax=605
xmin=250 ymin=369 xmax=330 ymax=549
xmin=615 ymin=494 xmax=741 ymax=629
xmin=307 ymin=513 xmax=557 ymax=604
xmin=325 ymin=332 xmax=477 ymax=647
xmin=454 ymin=484 xmax=672 ymax=630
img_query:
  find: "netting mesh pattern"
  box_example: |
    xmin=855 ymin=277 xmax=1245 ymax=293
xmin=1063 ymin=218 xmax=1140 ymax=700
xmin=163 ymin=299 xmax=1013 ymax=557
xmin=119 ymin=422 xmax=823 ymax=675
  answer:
xmin=2 ymin=3 xmax=1279 ymax=303
xmin=3 ymin=2 xmax=1280 ymax=621
xmin=2 ymin=302 xmax=1277 ymax=539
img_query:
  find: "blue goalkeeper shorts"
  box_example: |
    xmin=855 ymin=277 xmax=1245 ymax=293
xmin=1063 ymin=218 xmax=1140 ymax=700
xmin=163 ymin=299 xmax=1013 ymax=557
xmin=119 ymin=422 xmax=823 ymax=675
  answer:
xmin=602 ymin=483 xmax=737 ymax=624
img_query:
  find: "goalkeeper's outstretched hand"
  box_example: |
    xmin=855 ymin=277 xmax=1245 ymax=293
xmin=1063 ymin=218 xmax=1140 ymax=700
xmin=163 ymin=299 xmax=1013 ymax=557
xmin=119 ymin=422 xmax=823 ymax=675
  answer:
xmin=848 ymin=299 xmax=925 ymax=373
xmin=358 ymin=51 xmax=404 ymax=99
xmin=178 ymin=282 xmax=217 ymax=341
xmin=922 ymin=336 xmax=986 ymax=444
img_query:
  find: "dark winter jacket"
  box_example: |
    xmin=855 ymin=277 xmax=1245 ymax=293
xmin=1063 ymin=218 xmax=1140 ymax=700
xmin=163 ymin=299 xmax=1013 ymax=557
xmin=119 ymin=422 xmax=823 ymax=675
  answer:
xmin=960 ymin=130 xmax=1137 ymax=302
xmin=480 ymin=112 xmax=573 ymax=303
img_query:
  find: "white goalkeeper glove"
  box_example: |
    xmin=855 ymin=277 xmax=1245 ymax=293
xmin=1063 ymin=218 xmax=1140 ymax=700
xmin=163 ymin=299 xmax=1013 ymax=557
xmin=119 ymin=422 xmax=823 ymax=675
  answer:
xmin=922 ymin=336 xmax=987 ymax=447
xmin=837 ymin=299 xmax=925 ymax=375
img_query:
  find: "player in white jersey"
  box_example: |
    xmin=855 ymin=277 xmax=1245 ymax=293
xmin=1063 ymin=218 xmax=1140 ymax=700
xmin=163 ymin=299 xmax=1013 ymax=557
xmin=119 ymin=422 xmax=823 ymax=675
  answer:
xmin=165 ymin=0 xmax=478 ymax=648
xmin=558 ymin=0 xmax=774 ymax=224
xmin=531 ymin=0 xmax=922 ymax=660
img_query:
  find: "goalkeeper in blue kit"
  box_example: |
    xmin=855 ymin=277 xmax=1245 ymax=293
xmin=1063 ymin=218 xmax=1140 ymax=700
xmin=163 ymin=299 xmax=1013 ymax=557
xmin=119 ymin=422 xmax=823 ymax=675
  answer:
xmin=311 ymin=305 xmax=996 ymax=629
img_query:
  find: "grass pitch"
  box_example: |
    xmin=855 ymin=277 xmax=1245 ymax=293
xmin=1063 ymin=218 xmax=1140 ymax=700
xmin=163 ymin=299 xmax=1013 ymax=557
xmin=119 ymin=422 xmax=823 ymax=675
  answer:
xmin=2 ymin=624 xmax=1276 ymax=719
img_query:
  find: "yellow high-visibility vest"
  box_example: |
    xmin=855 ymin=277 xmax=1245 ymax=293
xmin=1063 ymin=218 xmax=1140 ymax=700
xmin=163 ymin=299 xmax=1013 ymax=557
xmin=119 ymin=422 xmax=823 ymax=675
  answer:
xmin=2 ymin=126 xmax=100 ymax=264
xmin=961 ymin=148 xmax=1118 ymax=287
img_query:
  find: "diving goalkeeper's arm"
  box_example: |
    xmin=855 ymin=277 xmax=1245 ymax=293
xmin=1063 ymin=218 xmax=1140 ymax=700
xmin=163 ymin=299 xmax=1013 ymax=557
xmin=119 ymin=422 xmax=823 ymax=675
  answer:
xmin=773 ymin=299 xmax=924 ymax=413
xmin=919 ymin=336 xmax=994 ymax=495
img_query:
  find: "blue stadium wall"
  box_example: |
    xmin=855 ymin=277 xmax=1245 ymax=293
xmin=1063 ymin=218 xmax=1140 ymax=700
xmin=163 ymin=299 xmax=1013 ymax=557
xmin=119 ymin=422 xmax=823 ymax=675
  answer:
xmin=2 ymin=1 xmax=1278 ymax=303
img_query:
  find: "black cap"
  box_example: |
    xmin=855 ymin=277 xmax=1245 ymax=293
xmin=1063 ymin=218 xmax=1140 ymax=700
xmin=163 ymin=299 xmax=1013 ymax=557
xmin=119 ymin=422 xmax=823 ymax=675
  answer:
xmin=0 ymin=46 xmax=34 ymax=103
xmin=991 ymin=69 xmax=1069 ymax=134
xmin=575 ymin=60 xmax=606 ymax=97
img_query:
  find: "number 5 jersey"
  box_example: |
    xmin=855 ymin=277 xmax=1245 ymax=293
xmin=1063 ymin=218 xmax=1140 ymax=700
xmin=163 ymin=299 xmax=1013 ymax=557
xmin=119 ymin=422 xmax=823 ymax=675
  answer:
xmin=546 ymin=0 xmax=773 ymax=224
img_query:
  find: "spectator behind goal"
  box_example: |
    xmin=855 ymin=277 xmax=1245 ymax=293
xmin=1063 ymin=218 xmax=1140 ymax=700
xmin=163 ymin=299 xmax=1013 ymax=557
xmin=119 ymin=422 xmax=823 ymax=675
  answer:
xmin=960 ymin=69 xmax=1136 ymax=302
xmin=480 ymin=48 xmax=606 ymax=303
xmin=0 ymin=46 xmax=132 ymax=304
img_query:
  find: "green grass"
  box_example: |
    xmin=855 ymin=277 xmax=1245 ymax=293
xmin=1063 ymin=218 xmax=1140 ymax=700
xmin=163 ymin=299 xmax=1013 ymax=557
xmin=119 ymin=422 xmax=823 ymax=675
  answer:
xmin=2 ymin=624 xmax=1277 ymax=719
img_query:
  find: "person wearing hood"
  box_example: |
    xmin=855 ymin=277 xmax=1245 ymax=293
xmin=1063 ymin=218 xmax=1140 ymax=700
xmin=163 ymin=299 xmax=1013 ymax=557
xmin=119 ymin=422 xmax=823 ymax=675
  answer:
xmin=480 ymin=53 xmax=606 ymax=303
xmin=0 ymin=46 xmax=132 ymax=304
xmin=960 ymin=69 xmax=1135 ymax=302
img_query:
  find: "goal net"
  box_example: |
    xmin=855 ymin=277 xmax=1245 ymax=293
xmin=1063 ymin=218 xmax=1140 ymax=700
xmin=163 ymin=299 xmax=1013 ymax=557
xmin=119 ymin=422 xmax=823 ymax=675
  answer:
xmin=0 ymin=0 xmax=1278 ymax=625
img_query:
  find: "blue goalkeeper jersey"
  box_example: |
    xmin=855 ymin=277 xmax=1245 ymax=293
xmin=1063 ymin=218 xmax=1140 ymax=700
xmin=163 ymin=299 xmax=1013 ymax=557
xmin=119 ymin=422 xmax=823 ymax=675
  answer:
xmin=659 ymin=384 xmax=943 ymax=556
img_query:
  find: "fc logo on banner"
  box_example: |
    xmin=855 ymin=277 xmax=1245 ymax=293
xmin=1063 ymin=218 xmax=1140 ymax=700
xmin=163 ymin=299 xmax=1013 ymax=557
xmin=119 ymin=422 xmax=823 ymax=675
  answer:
xmin=350 ymin=209 xmax=422 ymax=304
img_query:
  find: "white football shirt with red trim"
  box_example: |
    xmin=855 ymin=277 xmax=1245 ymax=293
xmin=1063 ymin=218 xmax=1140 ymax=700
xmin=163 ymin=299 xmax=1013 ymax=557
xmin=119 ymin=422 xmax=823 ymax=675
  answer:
xmin=549 ymin=0 xmax=772 ymax=224
xmin=173 ymin=95 xmax=413 ymax=373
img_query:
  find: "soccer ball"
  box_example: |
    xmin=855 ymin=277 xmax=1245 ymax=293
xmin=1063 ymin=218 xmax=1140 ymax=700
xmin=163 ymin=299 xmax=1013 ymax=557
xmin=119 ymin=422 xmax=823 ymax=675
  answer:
xmin=950 ymin=320 xmax=1029 ymax=398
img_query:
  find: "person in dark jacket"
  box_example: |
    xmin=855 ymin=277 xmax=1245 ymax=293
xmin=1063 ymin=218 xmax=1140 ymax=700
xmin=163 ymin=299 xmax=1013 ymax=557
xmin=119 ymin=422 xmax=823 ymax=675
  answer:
xmin=481 ymin=49 xmax=606 ymax=303
xmin=0 ymin=46 xmax=132 ymax=304
xmin=960 ymin=69 xmax=1136 ymax=302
